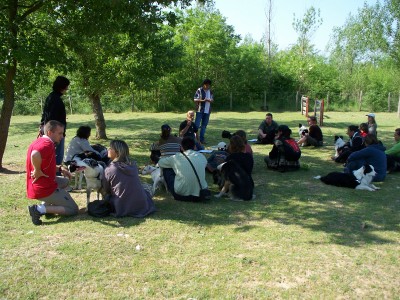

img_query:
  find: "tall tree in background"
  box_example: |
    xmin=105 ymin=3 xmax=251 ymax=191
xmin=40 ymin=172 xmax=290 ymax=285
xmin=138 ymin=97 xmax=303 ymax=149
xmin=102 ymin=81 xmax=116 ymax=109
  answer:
xmin=0 ymin=0 xmax=202 ymax=170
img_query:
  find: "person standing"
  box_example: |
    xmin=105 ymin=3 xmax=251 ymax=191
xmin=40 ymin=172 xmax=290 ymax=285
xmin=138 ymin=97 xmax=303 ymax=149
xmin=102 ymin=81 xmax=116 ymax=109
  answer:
xmin=257 ymin=113 xmax=279 ymax=144
xmin=366 ymin=113 xmax=378 ymax=136
xmin=26 ymin=120 xmax=79 ymax=225
xmin=194 ymin=79 xmax=213 ymax=144
xmin=41 ymin=76 xmax=70 ymax=165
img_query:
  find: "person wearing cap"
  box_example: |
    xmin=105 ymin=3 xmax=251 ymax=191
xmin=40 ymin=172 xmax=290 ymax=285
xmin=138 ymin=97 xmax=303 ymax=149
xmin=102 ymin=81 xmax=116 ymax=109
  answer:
xmin=385 ymin=128 xmax=400 ymax=172
xmin=194 ymin=79 xmax=213 ymax=144
xmin=206 ymin=142 xmax=228 ymax=173
xmin=257 ymin=113 xmax=279 ymax=144
xmin=366 ymin=113 xmax=378 ymax=136
xmin=179 ymin=110 xmax=203 ymax=150
xmin=264 ymin=125 xmax=301 ymax=171
xmin=297 ymin=116 xmax=323 ymax=147
xmin=149 ymin=124 xmax=182 ymax=164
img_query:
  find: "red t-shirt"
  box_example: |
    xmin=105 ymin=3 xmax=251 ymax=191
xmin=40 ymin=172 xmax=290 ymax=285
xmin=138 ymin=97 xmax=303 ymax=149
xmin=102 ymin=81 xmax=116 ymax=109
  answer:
xmin=26 ymin=137 xmax=58 ymax=199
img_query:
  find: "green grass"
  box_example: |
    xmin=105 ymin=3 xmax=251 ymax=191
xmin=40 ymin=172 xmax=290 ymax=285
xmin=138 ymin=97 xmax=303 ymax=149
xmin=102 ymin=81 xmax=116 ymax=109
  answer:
xmin=1 ymin=111 xmax=399 ymax=299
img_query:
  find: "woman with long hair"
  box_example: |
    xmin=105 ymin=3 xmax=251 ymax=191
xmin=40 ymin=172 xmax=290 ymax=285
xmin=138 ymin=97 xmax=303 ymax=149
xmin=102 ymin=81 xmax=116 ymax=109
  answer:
xmin=102 ymin=140 xmax=156 ymax=217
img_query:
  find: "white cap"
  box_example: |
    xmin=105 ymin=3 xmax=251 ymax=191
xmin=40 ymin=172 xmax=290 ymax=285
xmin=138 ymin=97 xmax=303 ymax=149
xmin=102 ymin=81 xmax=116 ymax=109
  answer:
xmin=366 ymin=113 xmax=375 ymax=117
xmin=217 ymin=142 xmax=227 ymax=150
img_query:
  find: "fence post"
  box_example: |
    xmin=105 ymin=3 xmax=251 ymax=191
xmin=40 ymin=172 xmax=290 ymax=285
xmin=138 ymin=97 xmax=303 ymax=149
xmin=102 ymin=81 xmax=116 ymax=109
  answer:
xmin=131 ymin=92 xmax=135 ymax=112
xmin=296 ymin=91 xmax=299 ymax=111
xmin=230 ymin=92 xmax=232 ymax=110
xmin=264 ymin=91 xmax=267 ymax=110
xmin=388 ymin=92 xmax=391 ymax=112
xmin=69 ymin=95 xmax=73 ymax=115
xmin=358 ymin=90 xmax=363 ymax=111
xmin=326 ymin=91 xmax=330 ymax=112
xmin=397 ymin=92 xmax=400 ymax=118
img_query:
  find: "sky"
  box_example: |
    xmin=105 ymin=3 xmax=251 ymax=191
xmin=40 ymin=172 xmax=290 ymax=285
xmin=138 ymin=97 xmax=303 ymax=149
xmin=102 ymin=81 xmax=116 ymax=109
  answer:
xmin=214 ymin=0 xmax=380 ymax=55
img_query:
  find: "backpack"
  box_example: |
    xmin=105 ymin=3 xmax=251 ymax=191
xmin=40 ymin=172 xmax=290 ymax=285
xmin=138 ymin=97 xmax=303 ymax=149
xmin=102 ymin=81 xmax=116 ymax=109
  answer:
xmin=282 ymin=138 xmax=301 ymax=161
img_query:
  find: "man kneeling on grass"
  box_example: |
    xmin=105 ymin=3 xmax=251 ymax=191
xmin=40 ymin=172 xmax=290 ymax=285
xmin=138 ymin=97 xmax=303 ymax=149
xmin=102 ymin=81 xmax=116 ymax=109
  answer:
xmin=26 ymin=120 xmax=79 ymax=225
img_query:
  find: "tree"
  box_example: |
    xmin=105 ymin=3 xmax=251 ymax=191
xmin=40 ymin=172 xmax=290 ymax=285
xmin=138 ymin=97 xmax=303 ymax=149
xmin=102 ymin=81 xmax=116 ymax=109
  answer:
xmin=0 ymin=0 xmax=203 ymax=170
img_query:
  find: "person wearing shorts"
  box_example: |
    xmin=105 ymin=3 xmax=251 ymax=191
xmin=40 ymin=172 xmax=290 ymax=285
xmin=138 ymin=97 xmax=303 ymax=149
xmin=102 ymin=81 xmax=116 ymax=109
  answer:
xmin=26 ymin=120 xmax=79 ymax=225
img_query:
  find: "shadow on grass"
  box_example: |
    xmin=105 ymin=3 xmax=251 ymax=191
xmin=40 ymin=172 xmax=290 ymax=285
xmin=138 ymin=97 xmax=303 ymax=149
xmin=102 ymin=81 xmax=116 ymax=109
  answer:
xmin=10 ymin=114 xmax=400 ymax=247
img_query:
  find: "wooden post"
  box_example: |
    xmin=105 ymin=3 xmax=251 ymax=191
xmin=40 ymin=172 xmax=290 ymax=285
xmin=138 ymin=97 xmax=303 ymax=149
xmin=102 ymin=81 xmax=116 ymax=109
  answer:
xmin=296 ymin=91 xmax=299 ymax=111
xmin=388 ymin=92 xmax=391 ymax=112
xmin=230 ymin=92 xmax=233 ymax=110
xmin=358 ymin=90 xmax=363 ymax=111
xmin=397 ymin=92 xmax=400 ymax=118
xmin=131 ymin=92 xmax=135 ymax=112
xmin=69 ymin=95 xmax=73 ymax=115
xmin=326 ymin=91 xmax=330 ymax=112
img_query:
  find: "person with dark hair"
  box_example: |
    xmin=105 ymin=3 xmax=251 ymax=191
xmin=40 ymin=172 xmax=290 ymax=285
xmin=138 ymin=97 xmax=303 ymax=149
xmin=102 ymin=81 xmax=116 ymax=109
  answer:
xmin=264 ymin=125 xmax=301 ymax=171
xmin=194 ymin=79 xmax=213 ymax=144
xmin=385 ymin=128 xmax=400 ymax=172
xmin=26 ymin=120 xmax=79 ymax=225
xmin=257 ymin=113 xmax=279 ymax=144
xmin=102 ymin=140 xmax=156 ymax=217
xmin=344 ymin=134 xmax=387 ymax=182
xmin=40 ymin=76 xmax=70 ymax=166
xmin=158 ymin=136 xmax=208 ymax=202
xmin=234 ymin=130 xmax=253 ymax=155
xmin=64 ymin=126 xmax=102 ymax=163
xmin=206 ymin=141 xmax=228 ymax=173
xmin=226 ymin=135 xmax=254 ymax=180
xmin=297 ymin=116 xmax=323 ymax=147
xmin=359 ymin=123 xmax=368 ymax=138
xmin=333 ymin=125 xmax=364 ymax=163
xmin=149 ymin=124 xmax=182 ymax=164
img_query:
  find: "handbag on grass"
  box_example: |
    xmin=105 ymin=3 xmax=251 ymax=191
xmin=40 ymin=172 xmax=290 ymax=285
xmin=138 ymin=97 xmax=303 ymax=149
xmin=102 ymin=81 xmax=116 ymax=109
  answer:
xmin=181 ymin=152 xmax=211 ymax=201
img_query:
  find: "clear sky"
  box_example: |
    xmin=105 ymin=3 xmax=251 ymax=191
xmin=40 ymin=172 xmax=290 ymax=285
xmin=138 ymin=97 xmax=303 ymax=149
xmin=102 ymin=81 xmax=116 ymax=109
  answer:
xmin=214 ymin=0 xmax=380 ymax=54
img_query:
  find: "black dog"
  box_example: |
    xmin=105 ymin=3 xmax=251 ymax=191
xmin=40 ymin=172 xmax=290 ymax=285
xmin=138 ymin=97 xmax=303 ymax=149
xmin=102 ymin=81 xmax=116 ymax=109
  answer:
xmin=215 ymin=160 xmax=254 ymax=200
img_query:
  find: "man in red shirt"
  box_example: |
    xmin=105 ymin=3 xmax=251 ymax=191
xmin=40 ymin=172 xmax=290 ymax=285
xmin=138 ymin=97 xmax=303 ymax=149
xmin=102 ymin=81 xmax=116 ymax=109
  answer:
xmin=26 ymin=120 xmax=79 ymax=225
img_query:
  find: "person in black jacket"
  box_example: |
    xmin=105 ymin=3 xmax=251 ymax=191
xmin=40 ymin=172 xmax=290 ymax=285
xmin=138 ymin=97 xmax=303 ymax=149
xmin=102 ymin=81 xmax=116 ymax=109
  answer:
xmin=333 ymin=125 xmax=364 ymax=163
xmin=40 ymin=76 xmax=70 ymax=165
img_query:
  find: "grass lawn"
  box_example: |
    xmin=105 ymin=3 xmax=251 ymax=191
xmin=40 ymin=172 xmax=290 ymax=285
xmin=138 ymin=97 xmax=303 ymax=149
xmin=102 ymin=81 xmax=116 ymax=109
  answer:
xmin=0 ymin=111 xmax=399 ymax=299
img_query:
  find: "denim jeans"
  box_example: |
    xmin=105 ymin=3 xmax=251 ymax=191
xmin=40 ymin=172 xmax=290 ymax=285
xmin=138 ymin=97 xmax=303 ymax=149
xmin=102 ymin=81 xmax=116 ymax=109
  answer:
xmin=194 ymin=112 xmax=210 ymax=143
xmin=162 ymin=168 xmax=200 ymax=202
xmin=56 ymin=137 xmax=65 ymax=165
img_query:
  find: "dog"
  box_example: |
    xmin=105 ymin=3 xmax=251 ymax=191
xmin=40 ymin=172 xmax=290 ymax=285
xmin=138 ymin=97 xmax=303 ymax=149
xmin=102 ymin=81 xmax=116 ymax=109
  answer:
xmin=333 ymin=135 xmax=345 ymax=158
xmin=214 ymin=160 xmax=254 ymax=200
xmin=314 ymin=164 xmax=380 ymax=191
xmin=298 ymin=123 xmax=308 ymax=138
xmin=141 ymin=165 xmax=167 ymax=194
xmin=70 ymin=157 xmax=106 ymax=208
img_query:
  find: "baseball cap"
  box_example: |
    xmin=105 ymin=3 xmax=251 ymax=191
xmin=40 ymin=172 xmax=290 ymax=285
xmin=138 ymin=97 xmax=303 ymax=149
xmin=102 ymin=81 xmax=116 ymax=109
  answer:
xmin=217 ymin=141 xmax=227 ymax=150
xmin=366 ymin=113 xmax=375 ymax=118
xmin=161 ymin=124 xmax=171 ymax=131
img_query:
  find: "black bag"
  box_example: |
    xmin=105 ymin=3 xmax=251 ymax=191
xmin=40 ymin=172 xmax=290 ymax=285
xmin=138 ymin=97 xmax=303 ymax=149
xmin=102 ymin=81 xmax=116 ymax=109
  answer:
xmin=199 ymin=188 xmax=211 ymax=201
xmin=87 ymin=199 xmax=111 ymax=217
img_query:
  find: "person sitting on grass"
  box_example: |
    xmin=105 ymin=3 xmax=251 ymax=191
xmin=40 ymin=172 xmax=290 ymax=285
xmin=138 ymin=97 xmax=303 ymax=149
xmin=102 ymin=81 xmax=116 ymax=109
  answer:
xmin=333 ymin=125 xmax=364 ymax=164
xmin=385 ymin=128 xmax=400 ymax=173
xmin=297 ymin=116 xmax=323 ymax=147
xmin=149 ymin=124 xmax=182 ymax=164
xmin=102 ymin=140 xmax=156 ymax=218
xmin=206 ymin=141 xmax=228 ymax=173
xmin=257 ymin=112 xmax=279 ymax=144
xmin=158 ymin=136 xmax=209 ymax=202
xmin=264 ymin=125 xmax=301 ymax=171
xmin=344 ymin=134 xmax=386 ymax=182
xmin=26 ymin=120 xmax=79 ymax=226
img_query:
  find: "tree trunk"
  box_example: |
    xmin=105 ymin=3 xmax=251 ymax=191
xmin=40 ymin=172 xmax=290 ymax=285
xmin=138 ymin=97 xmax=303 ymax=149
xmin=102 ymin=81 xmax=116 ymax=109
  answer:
xmin=0 ymin=63 xmax=17 ymax=170
xmin=89 ymin=93 xmax=107 ymax=139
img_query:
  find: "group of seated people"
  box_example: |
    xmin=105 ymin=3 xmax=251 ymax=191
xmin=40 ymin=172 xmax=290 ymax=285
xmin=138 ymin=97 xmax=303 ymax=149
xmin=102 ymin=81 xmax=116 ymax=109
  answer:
xmin=27 ymin=111 xmax=400 ymax=224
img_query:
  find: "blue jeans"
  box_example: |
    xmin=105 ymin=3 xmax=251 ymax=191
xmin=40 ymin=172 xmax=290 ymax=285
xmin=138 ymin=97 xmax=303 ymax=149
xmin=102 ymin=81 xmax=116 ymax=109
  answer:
xmin=194 ymin=112 xmax=210 ymax=143
xmin=163 ymin=168 xmax=200 ymax=202
xmin=56 ymin=137 xmax=65 ymax=165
